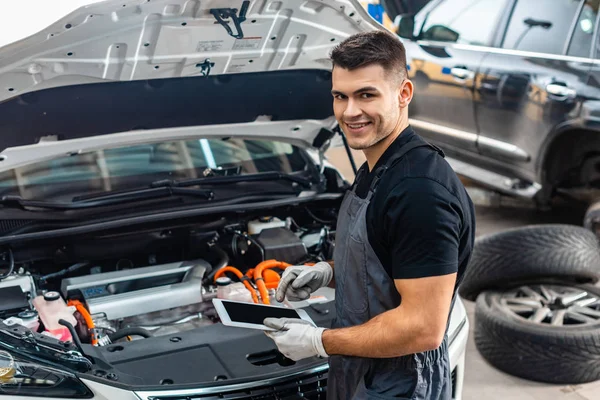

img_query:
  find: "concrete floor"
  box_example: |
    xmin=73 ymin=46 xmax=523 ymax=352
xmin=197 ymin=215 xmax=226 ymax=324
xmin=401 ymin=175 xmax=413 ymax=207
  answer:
xmin=325 ymin=147 xmax=600 ymax=400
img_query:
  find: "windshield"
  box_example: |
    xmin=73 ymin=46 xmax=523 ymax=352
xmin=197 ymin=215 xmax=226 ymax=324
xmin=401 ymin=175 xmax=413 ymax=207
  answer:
xmin=0 ymin=138 xmax=312 ymax=201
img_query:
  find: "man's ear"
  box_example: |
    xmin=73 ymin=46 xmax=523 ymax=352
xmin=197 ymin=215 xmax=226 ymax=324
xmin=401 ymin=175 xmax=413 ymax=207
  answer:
xmin=398 ymin=79 xmax=414 ymax=108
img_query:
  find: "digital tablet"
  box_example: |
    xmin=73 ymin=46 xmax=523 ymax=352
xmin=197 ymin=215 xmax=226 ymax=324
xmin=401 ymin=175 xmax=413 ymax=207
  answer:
xmin=212 ymin=298 xmax=315 ymax=331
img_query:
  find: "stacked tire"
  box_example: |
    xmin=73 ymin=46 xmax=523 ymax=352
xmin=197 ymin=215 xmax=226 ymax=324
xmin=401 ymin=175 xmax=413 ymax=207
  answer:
xmin=459 ymin=224 xmax=600 ymax=384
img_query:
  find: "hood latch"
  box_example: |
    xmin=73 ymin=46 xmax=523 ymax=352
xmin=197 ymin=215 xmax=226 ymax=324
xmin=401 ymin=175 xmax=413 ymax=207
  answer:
xmin=196 ymin=59 xmax=215 ymax=77
xmin=210 ymin=1 xmax=250 ymax=39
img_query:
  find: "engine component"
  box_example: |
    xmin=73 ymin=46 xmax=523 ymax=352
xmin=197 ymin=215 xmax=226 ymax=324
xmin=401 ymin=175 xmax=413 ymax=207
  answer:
xmin=250 ymin=227 xmax=308 ymax=265
xmin=58 ymin=319 xmax=86 ymax=355
xmin=0 ymin=274 xmax=35 ymax=296
xmin=61 ymin=260 xmax=209 ymax=321
xmin=97 ymin=327 xmax=153 ymax=346
xmin=32 ymin=291 xmax=77 ymax=342
xmin=39 ymin=262 xmax=89 ymax=284
xmin=0 ymin=286 xmax=30 ymax=319
xmin=3 ymin=310 xmax=40 ymax=332
xmin=204 ymin=244 xmax=230 ymax=284
xmin=105 ymin=327 xmax=153 ymax=344
xmin=247 ymin=217 xmax=286 ymax=234
xmin=0 ymin=248 xmax=14 ymax=280
xmin=253 ymin=260 xmax=290 ymax=304
xmin=216 ymin=278 xmax=254 ymax=303
xmin=301 ymin=227 xmax=336 ymax=261
xmin=68 ymin=299 xmax=98 ymax=346
xmin=95 ymin=300 xmax=218 ymax=339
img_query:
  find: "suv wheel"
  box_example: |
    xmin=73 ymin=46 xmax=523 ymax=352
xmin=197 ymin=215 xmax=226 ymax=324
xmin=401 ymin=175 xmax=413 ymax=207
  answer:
xmin=475 ymin=283 xmax=600 ymax=384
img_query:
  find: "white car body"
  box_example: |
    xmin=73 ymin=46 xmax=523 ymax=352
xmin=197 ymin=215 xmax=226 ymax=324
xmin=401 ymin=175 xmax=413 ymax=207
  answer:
xmin=0 ymin=1 xmax=468 ymax=399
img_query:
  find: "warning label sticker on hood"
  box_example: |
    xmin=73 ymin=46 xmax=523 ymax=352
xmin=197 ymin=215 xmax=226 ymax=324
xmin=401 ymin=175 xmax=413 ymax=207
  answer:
xmin=232 ymin=37 xmax=263 ymax=50
xmin=197 ymin=40 xmax=225 ymax=52
xmin=227 ymin=58 xmax=255 ymax=73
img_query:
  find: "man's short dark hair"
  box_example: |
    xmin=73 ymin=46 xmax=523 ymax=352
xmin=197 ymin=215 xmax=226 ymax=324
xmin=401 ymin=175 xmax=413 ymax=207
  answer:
xmin=330 ymin=30 xmax=408 ymax=83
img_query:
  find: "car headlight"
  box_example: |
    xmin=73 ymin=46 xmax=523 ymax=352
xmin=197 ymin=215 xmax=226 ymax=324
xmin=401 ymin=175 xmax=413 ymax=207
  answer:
xmin=0 ymin=350 xmax=93 ymax=398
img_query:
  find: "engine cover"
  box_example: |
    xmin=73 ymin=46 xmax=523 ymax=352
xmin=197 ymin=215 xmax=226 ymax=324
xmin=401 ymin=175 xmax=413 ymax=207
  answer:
xmin=249 ymin=227 xmax=308 ymax=265
xmin=61 ymin=260 xmax=209 ymax=320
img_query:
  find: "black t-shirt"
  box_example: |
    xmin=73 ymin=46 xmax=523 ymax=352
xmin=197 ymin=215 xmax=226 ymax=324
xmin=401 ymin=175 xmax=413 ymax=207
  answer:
xmin=353 ymin=126 xmax=476 ymax=284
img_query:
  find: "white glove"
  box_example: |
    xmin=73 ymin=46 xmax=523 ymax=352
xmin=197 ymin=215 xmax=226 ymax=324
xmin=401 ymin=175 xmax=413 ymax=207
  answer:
xmin=276 ymin=262 xmax=333 ymax=302
xmin=263 ymin=317 xmax=328 ymax=361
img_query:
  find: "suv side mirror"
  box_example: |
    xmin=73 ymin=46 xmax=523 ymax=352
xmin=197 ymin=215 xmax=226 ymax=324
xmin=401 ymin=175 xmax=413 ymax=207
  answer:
xmin=395 ymin=14 xmax=415 ymax=40
xmin=424 ymin=25 xmax=460 ymax=42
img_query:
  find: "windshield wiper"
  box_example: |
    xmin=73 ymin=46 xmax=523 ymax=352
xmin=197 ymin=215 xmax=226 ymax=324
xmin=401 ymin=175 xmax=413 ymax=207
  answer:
xmin=0 ymin=172 xmax=310 ymax=211
xmin=74 ymin=171 xmax=310 ymax=204
xmin=0 ymin=186 xmax=213 ymax=210
xmin=150 ymin=171 xmax=313 ymax=189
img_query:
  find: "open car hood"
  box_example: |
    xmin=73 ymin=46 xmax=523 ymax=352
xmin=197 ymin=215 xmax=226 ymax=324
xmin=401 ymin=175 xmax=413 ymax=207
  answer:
xmin=0 ymin=0 xmax=383 ymax=164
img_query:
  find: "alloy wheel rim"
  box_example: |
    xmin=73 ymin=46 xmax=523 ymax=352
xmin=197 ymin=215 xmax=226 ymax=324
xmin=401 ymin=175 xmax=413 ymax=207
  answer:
xmin=499 ymin=284 xmax=600 ymax=326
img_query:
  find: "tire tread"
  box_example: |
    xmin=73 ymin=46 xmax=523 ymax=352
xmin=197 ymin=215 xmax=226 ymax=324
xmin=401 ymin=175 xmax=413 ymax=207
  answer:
xmin=460 ymin=225 xmax=600 ymax=301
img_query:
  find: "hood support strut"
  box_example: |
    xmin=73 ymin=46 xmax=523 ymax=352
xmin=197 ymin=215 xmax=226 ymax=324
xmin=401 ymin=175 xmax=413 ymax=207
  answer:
xmin=210 ymin=1 xmax=250 ymax=39
xmin=312 ymin=126 xmax=358 ymax=175
xmin=335 ymin=126 xmax=358 ymax=175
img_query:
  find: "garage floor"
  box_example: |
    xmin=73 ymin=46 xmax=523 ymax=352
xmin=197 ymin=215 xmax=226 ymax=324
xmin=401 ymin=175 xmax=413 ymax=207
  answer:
xmin=325 ymin=147 xmax=600 ymax=400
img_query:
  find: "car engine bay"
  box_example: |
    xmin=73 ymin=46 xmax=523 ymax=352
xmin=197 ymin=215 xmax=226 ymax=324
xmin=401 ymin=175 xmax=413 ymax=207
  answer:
xmin=0 ymin=203 xmax=338 ymax=351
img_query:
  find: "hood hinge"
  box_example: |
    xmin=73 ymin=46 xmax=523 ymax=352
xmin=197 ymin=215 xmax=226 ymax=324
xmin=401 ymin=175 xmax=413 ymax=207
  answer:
xmin=196 ymin=59 xmax=215 ymax=77
xmin=210 ymin=1 xmax=250 ymax=39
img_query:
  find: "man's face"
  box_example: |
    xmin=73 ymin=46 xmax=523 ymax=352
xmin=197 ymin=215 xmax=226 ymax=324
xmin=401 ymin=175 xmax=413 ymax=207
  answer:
xmin=331 ymin=64 xmax=406 ymax=151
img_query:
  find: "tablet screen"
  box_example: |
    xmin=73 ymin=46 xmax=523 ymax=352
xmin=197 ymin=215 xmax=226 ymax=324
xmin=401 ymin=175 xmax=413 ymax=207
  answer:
xmin=221 ymin=301 xmax=301 ymax=325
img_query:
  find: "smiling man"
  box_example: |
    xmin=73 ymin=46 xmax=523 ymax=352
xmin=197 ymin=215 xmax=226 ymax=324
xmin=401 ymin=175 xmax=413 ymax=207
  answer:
xmin=264 ymin=30 xmax=476 ymax=400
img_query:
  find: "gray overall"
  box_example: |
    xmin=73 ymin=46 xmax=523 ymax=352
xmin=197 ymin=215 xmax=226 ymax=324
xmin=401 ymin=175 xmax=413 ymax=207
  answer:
xmin=328 ymin=139 xmax=452 ymax=400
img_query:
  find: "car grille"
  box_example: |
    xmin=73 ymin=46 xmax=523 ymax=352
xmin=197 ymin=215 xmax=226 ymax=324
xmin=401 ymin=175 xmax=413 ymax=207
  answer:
xmin=150 ymin=369 xmax=328 ymax=400
xmin=149 ymin=366 xmax=458 ymax=400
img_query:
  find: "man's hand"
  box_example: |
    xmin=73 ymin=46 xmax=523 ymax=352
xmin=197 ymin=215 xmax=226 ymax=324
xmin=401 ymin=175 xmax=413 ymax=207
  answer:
xmin=275 ymin=262 xmax=333 ymax=302
xmin=263 ymin=318 xmax=328 ymax=361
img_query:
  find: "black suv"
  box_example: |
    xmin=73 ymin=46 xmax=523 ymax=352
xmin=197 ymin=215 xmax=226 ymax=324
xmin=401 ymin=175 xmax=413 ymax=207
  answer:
xmin=392 ymin=0 xmax=600 ymax=210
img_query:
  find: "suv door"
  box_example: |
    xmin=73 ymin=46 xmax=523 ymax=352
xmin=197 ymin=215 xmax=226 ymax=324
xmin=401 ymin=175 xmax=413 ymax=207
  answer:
xmin=473 ymin=0 xmax=598 ymax=190
xmin=403 ymin=0 xmax=508 ymax=155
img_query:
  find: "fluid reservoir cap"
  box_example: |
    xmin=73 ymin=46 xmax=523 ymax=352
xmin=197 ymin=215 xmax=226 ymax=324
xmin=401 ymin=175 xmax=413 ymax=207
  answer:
xmin=18 ymin=310 xmax=38 ymax=319
xmin=216 ymin=277 xmax=232 ymax=286
xmin=0 ymin=350 xmax=15 ymax=380
xmin=43 ymin=291 xmax=61 ymax=302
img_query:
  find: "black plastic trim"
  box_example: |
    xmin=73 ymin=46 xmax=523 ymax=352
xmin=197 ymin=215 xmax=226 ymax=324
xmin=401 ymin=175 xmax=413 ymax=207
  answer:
xmin=0 ymin=193 xmax=342 ymax=245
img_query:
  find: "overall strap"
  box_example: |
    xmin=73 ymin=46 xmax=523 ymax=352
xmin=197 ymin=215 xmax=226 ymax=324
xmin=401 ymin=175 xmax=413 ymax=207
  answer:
xmin=349 ymin=166 xmax=368 ymax=194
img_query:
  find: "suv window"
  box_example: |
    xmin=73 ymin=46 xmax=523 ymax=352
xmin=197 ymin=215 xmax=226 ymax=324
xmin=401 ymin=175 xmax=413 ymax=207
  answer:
xmin=567 ymin=0 xmax=600 ymax=57
xmin=502 ymin=0 xmax=582 ymax=55
xmin=419 ymin=0 xmax=508 ymax=46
